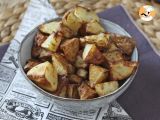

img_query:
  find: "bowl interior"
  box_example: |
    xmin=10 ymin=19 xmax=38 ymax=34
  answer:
xmin=19 ymin=18 xmax=138 ymax=101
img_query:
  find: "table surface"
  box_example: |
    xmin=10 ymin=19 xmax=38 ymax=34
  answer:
xmin=1 ymin=6 xmax=160 ymax=120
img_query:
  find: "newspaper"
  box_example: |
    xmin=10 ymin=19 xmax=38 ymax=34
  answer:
xmin=0 ymin=0 xmax=132 ymax=119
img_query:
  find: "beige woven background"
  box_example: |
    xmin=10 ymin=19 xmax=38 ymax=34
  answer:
xmin=0 ymin=0 xmax=160 ymax=53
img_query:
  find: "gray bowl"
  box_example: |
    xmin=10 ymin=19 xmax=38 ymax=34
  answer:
xmin=18 ymin=18 xmax=138 ymax=111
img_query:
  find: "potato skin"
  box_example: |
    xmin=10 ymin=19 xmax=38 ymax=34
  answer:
xmin=83 ymin=44 xmax=105 ymax=65
xmin=67 ymin=84 xmax=79 ymax=99
xmin=78 ymin=82 xmax=97 ymax=100
xmin=69 ymin=74 xmax=83 ymax=84
xmin=110 ymin=61 xmax=138 ymax=81
xmin=27 ymin=61 xmax=58 ymax=92
xmin=60 ymin=38 xmax=80 ymax=62
xmin=89 ymin=64 xmax=108 ymax=88
xmin=95 ymin=81 xmax=119 ymax=96
xmin=24 ymin=59 xmax=41 ymax=72
xmin=52 ymin=53 xmax=69 ymax=76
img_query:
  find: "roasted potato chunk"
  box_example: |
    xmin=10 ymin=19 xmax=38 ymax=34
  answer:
xmin=80 ymin=33 xmax=110 ymax=48
xmin=110 ymin=61 xmax=138 ymax=81
xmin=112 ymin=36 xmax=135 ymax=55
xmin=69 ymin=74 xmax=83 ymax=84
xmin=74 ymin=6 xmax=99 ymax=23
xmin=62 ymin=10 xmax=81 ymax=35
xmin=39 ymin=21 xmax=61 ymax=34
xmin=68 ymin=64 xmax=76 ymax=74
xmin=95 ymin=81 xmax=119 ymax=96
xmin=58 ymin=23 xmax=74 ymax=38
xmin=89 ymin=64 xmax=108 ymax=88
xmin=27 ymin=61 xmax=58 ymax=92
xmin=24 ymin=59 xmax=41 ymax=72
xmin=39 ymin=49 xmax=53 ymax=60
xmin=67 ymin=84 xmax=79 ymax=99
xmin=31 ymin=46 xmax=42 ymax=58
xmin=103 ymin=50 xmax=124 ymax=63
xmin=82 ymin=44 xmax=105 ymax=65
xmin=41 ymin=33 xmax=62 ymax=52
xmin=54 ymin=76 xmax=69 ymax=97
xmin=78 ymin=82 xmax=97 ymax=100
xmin=60 ymin=38 xmax=79 ymax=62
xmin=52 ymin=53 xmax=69 ymax=75
xmin=85 ymin=20 xmax=105 ymax=35
xmin=34 ymin=32 xmax=48 ymax=47
xmin=77 ymin=68 xmax=88 ymax=79
xmin=75 ymin=55 xmax=88 ymax=68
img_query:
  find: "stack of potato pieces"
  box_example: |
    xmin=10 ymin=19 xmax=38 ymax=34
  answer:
xmin=24 ymin=6 xmax=138 ymax=100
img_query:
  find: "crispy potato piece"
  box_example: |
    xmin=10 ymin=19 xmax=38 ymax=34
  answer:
xmin=60 ymin=38 xmax=79 ymax=62
xmin=58 ymin=23 xmax=74 ymax=38
xmin=110 ymin=61 xmax=138 ymax=81
xmin=62 ymin=10 xmax=81 ymax=35
xmin=77 ymin=68 xmax=88 ymax=79
xmin=80 ymin=33 xmax=110 ymax=48
xmin=27 ymin=61 xmax=58 ymax=92
xmin=39 ymin=21 xmax=61 ymax=34
xmin=41 ymin=33 xmax=62 ymax=52
xmin=75 ymin=55 xmax=88 ymax=68
xmin=112 ymin=36 xmax=135 ymax=55
xmin=85 ymin=20 xmax=105 ymax=35
xmin=89 ymin=64 xmax=108 ymax=88
xmin=68 ymin=64 xmax=76 ymax=74
xmin=95 ymin=81 xmax=119 ymax=96
xmin=34 ymin=32 xmax=48 ymax=47
xmin=74 ymin=6 xmax=99 ymax=22
xmin=54 ymin=76 xmax=69 ymax=97
xmin=31 ymin=46 xmax=42 ymax=58
xmin=39 ymin=49 xmax=53 ymax=60
xmin=103 ymin=50 xmax=124 ymax=63
xmin=67 ymin=84 xmax=79 ymax=99
xmin=108 ymin=42 xmax=119 ymax=52
xmin=24 ymin=59 xmax=41 ymax=72
xmin=69 ymin=74 xmax=83 ymax=84
xmin=82 ymin=44 xmax=105 ymax=65
xmin=78 ymin=82 xmax=97 ymax=100
xmin=52 ymin=53 xmax=69 ymax=75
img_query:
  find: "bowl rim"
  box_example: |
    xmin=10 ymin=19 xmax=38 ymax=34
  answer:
xmin=18 ymin=17 xmax=139 ymax=102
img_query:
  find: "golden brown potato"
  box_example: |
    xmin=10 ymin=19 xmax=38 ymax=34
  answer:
xmin=112 ymin=36 xmax=135 ymax=55
xmin=103 ymin=50 xmax=124 ymax=64
xmin=41 ymin=33 xmax=62 ymax=52
xmin=62 ymin=10 xmax=81 ymax=35
xmin=95 ymin=81 xmax=119 ymax=96
xmin=108 ymin=42 xmax=119 ymax=52
xmin=68 ymin=64 xmax=76 ymax=74
xmin=27 ymin=61 xmax=58 ymax=92
xmin=60 ymin=38 xmax=79 ymax=62
xmin=31 ymin=46 xmax=42 ymax=58
xmin=54 ymin=76 xmax=69 ymax=97
xmin=39 ymin=21 xmax=61 ymax=34
xmin=24 ymin=59 xmax=41 ymax=72
xmin=110 ymin=61 xmax=138 ymax=81
xmin=82 ymin=44 xmax=105 ymax=65
xmin=77 ymin=68 xmax=88 ymax=79
xmin=89 ymin=64 xmax=108 ymax=88
xmin=39 ymin=49 xmax=53 ymax=60
xmin=67 ymin=84 xmax=79 ymax=99
xmin=80 ymin=33 xmax=110 ymax=48
xmin=74 ymin=6 xmax=99 ymax=23
xmin=52 ymin=53 xmax=69 ymax=75
xmin=58 ymin=23 xmax=74 ymax=38
xmin=78 ymin=82 xmax=97 ymax=100
xmin=69 ymin=74 xmax=83 ymax=84
xmin=75 ymin=55 xmax=88 ymax=68
xmin=85 ymin=20 xmax=105 ymax=35
xmin=34 ymin=32 xmax=48 ymax=47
